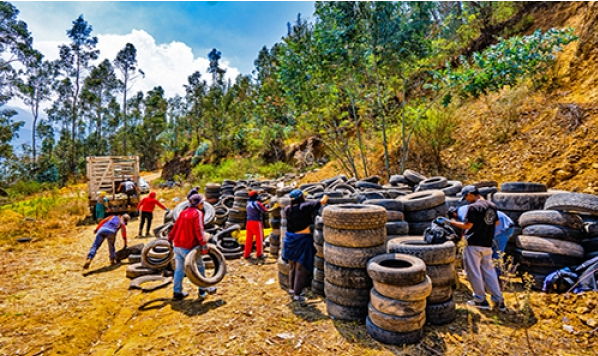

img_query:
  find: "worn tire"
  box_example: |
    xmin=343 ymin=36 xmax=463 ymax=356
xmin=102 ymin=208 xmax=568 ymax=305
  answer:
xmin=315 ymin=216 xmax=324 ymax=230
xmin=389 ymin=175 xmax=411 ymax=186
xmin=500 ymin=182 xmax=547 ymax=193
xmin=322 ymin=204 xmax=387 ymax=230
xmin=544 ymin=193 xmax=598 ymax=215
xmin=366 ymin=316 xmax=423 ymax=345
xmin=128 ymin=254 xmax=142 ymax=264
xmin=314 ymin=268 xmax=325 ymax=282
xmin=312 ymin=279 xmax=324 ymax=296
xmin=141 ymin=240 xmax=174 ymax=270
xmin=356 ymin=181 xmax=382 ymax=190
xmin=366 ymin=253 xmax=426 ymax=286
xmin=277 ymin=256 xmax=290 ymax=275
xmin=521 ymin=224 xmax=584 ymax=242
xmin=501 ymin=210 xmax=525 ymax=226
xmin=323 ymin=226 xmax=385 ymax=248
xmin=387 ymin=237 xmax=456 ymax=265
xmin=403 ymin=169 xmax=426 ymax=184
xmin=362 ymin=199 xmax=404 ymax=212
xmin=426 ymin=263 xmax=455 ymax=287
xmin=441 ymin=181 xmax=463 ymax=196
xmin=368 ymin=304 xmax=425 ymax=333
xmin=184 ymin=244 xmax=227 ymax=287
xmin=407 ymin=221 xmax=433 ymax=235
xmin=426 ymin=297 xmax=457 ymax=325
xmin=399 ymin=191 xmax=445 ymax=212
xmin=404 ymin=203 xmax=448 ymax=222
xmin=385 ymin=221 xmax=409 ymax=236
xmin=129 ymin=275 xmax=172 ymax=292
xmin=126 ymin=263 xmax=160 ymax=279
xmin=324 ymin=242 xmax=385 ymax=269
xmin=370 ymin=287 xmax=425 ymax=317
xmin=515 ymin=235 xmax=584 ymax=258
xmin=373 ymin=276 xmax=432 ymax=302
xmin=324 ymin=262 xmax=372 ymax=289
xmin=419 ymin=176 xmax=448 ymax=190
xmin=315 ymin=243 xmax=324 ymax=258
xmin=313 ymin=229 xmax=324 ymax=245
xmin=386 ymin=211 xmax=405 ymax=222
xmin=492 ymin=192 xmax=552 ymax=211
xmin=324 ymin=280 xmax=370 ymax=308
xmin=427 ymin=285 xmax=453 ymax=304
xmin=515 ymin=248 xmax=581 ymax=267
xmin=326 ymin=298 xmax=367 ymax=321
xmin=278 ymin=271 xmax=289 ymax=290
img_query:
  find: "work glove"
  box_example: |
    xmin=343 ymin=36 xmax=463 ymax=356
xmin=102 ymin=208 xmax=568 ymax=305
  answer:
xmin=436 ymin=217 xmax=449 ymax=225
xmin=93 ymin=229 xmax=98 ymax=234
xmin=200 ymin=244 xmax=210 ymax=255
xmin=271 ymin=202 xmax=280 ymax=210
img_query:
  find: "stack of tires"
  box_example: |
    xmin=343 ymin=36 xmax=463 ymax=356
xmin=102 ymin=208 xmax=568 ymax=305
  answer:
xmin=204 ymin=183 xmax=221 ymax=205
xmin=516 ymin=209 xmax=585 ymax=289
xmin=269 ymin=199 xmax=282 ymax=257
xmin=220 ymin=180 xmax=236 ymax=197
xmin=363 ymin=199 xmax=408 ymax=247
xmin=366 ymin=253 xmax=430 ymax=345
xmin=387 ymin=237 xmax=457 ymax=325
xmin=402 ymin=169 xmax=426 ymax=189
xmin=227 ymin=190 xmax=248 ymax=229
xmin=312 ymin=215 xmax=325 ymax=296
xmin=322 ymin=204 xmax=387 ymax=321
xmin=276 ymin=198 xmax=291 ymax=290
xmin=277 ymin=255 xmax=290 ymax=290
xmin=399 ymin=190 xmax=447 ymax=235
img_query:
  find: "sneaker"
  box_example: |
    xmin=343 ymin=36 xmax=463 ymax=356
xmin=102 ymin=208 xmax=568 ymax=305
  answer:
xmin=83 ymin=259 xmax=92 ymax=269
xmin=256 ymin=255 xmax=265 ymax=259
xmin=467 ymin=299 xmax=490 ymax=309
xmin=173 ymin=292 xmax=189 ymax=300
xmin=293 ymin=295 xmax=307 ymax=304
xmin=198 ymin=291 xmax=207 ymax=300
xmin=206 ymin=287 xmax=217 ymax=295
xmin=110 ymin=259 xmax=117 ymax=265
xmin=496 ymin=301 xmax=506 ymax=311
xmin=288 ymin=289 xmax=295 ymax=295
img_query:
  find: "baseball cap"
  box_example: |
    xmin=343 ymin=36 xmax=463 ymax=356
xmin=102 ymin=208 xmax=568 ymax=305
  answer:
xmin=289 ymin=189 xmax=303 ymax=200
xmin=460 ymin=185 xmax=479 ymax=201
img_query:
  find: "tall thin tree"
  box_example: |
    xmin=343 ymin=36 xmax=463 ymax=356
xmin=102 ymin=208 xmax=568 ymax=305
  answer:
xmin=114 ymin=43 xmax=143 ymax=155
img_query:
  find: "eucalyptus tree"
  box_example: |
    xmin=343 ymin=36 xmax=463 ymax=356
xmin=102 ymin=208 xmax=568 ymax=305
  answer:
xmin=184 ymin=70 xmax=207 ymax=145
xmin=137 ymin=86 xmax=167 ymax=170
xmin=114 ymin=43 xmax=143 ymax=154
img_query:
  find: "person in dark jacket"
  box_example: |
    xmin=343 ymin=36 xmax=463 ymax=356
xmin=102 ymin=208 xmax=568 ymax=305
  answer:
xmin=137 ymin=191 xmax=170 ymax=237
xmin=244 ymin=190 xmax=268 ymax=259
xmin=168 ymin=191 xmax=215 ymax=300
xmin=84 ymin=214 xmax=130 ymax=269
xmin=282 ymin=189 xmax=328 ymax=302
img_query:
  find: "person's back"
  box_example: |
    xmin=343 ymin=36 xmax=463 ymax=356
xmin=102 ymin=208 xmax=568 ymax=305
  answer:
xmin=169 ymin=206 xmax=204 ymax=250
xmin=464 ymin=199 xmax=498 ymax=247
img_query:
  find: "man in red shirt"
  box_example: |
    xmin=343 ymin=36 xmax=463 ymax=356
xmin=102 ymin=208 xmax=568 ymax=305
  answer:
xmin=168 ymin=190 xmax=215 ymax=300
xmin=137 ymin=191 xmax=170 ymax=237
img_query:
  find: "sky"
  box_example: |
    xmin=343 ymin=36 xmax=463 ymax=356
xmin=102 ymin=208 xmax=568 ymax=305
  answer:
xmin=9 ymin=1 xmax=315 ymax=146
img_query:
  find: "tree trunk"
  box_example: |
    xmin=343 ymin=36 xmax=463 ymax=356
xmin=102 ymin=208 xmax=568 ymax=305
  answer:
xmin=349 ymin=94 xmax=368 ymax=177
xmin=123 ymin=74 xmax=128 ymax=155
xmin=72 ymin=57 xmax=81 ymax=173
xmin=31 ymin=95 xmax=39 ymax=164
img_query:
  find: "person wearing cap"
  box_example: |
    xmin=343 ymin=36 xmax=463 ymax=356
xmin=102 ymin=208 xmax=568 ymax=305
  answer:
xmin=282 ymin=189 xmax=328 ymax=303
xmin=244 ymin=190 xmax=268 ymax=259
xmin=95 ymin=191 xmax=110 ymax=222
xmin=440 ymin=185 xmax=505 ymax=311
xmin=168 ymin=190 xmax=216 ymax=301
xmin=83 ymin=214 xmax=130 ymax=269
xmin=137 ymin=191 xmax=170 ymax=237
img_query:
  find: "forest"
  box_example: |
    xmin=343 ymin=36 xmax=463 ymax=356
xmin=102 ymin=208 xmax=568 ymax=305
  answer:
xmin=0 ymin=1 xmax=577 ymax=190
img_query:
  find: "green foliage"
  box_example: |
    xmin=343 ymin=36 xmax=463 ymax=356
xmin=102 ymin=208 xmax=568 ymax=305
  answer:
xmin=6 ymin=180 xmax=55 ymax=198
xmin=191 ymin=158 xmax=293 ymax=186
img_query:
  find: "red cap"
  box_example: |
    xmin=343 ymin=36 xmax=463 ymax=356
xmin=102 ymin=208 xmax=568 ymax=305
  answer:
xmin=248 ymin=190 xmax=258 ymax=197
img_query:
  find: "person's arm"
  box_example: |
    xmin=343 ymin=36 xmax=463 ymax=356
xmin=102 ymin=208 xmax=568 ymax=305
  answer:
xmin=257 ymin=201 xmax=268 ymax=213
xmin=117 ymin=183 xmax=123 ymax=192
xmin=156 ymin=199 xmax=167 ymax=210
xmin=450 ymin=220 xmax=473 ymax=231
xmin=120 ymin=224 xmax=127 ymax=247
xmin=195 ymin=210 xmax=206 ymax=246
xmin=137 ymin=198 xmax=145 ymax=211
xmin=320 ymin=195 xmax=329 ymax=206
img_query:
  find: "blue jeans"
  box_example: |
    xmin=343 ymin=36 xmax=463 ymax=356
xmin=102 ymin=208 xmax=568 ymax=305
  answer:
xmin=493 ymin=227 xmax=515 ymax=277
xmin=87 ymin=228 xmax=116 ymax=260
xmin=173 ymin=247 xmax=206 ymax=294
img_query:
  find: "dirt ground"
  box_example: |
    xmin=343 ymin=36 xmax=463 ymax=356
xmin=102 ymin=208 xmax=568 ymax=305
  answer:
xmin=1 ymin=186 xmax=597 ymax=356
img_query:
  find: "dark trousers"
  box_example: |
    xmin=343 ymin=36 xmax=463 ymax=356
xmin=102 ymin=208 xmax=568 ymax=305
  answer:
xmin=140 ymin=211 xmax=153 ymax=235
xmin=288 ymin=261 xmax=309 ymax=297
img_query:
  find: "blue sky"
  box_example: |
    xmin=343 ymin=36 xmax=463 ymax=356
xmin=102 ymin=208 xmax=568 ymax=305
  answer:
xmin=10 ymin=1 xmax=316 ymax=147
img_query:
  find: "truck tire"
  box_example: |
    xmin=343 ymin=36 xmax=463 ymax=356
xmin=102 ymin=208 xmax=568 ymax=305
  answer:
xmin=323 ymin=242 xmax=385 ymax=268
xmin=386 ymin=237 xmax=456 ymax=265
xmin=521 ymin=224 xmax=584 ymax=242
xmin=372 ymin=276 xmax=432 ymax=302
xmin=322 ymin=204 xmax=387 ymax=230
xmin=322 ymin=226 xmax=386 ymax=248
xmin=184 ymin=244 xmax=227 ymax=287
xmin=515 ymin=235 xmax=584 ymax=258
xmin=324 ymin=262 xmax=372 ymax=289
xmin=366 ymin=253 xmax=426 ymax=286
xmin=399 ymin=191 xmax=445 ymax=212
xmin=419 ymin=176 xmax=448 ymax=190
xmin=492 ymin=192 xmax=552 ymax=211
xmin=544 ymin=193 xmax=598 ymax=215
xmin=369 ymin=288 xmax=426 ymax=317
xmin=500 ymin=182 xmax=547 ymax=193
xmin=515 ymin=248 xmax=581 ymax=267
xmin=404 ymin=203 xmax=448 ymax=222
xmin=366 ymin=316 xmax=423 ymax=345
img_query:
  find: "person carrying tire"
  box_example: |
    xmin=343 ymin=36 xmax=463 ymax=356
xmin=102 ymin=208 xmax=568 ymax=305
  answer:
xmin=137 ymin=191 xmax=170 ymax=237
xmin=244 ymin=190 xmax=268 ymax=259
xmin=441 ymin=185 xmax=505 ymax=311
xmin=118 ymin=178 xmax=140 ymax=207
xmin=168 ymin=191 xmax=216 ymax=301
xmin=84 ymin=214 xmax=130 ymax=269
xmin=95 ymin=191 xmax=110 ymax=222
xmin=282 ymin=189 xmax=328 ymax=302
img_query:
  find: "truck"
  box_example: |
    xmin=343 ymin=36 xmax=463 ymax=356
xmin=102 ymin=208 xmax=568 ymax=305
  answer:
xmin=86 ymin=156 xmax=141 ymax=217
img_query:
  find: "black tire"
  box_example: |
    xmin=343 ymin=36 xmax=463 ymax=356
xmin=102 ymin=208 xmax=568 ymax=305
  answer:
xmin=544 ymin=193 xmax=598 ymax=215
xmin=426 ymin=263 xmax=455 ymax=287
xmin=365 ymin=316 xmax=423 ymax=345
xmin=312 ymin=279 xmax=324 ymax=296
xmin=581 ymin=236 xmax=598 ymax=252
xmin=277 ymin=256 xmax=290 ymax=275
xmin=386 ymin=221 xmax=409 ymax=236
xmin=326 ymin=298 xmax=367 ymax=321
xmin=521 ymin=224 xmax=584 ymax=242
xmin=356 ymin=181 xmax=382 ymax=190
xmin=519 ymin=210 xmax=583 ymax=230
xmin=441 ymin=181 xmax=462 ymax=196
xmin=407 ymin=221 xmax=432 ymax=236
xmin=141 ymin=240 xmax=174 ymax=270
xmin=427 ymin=285 xmax=453 ymax=304
xmin=128 ymin=254 xmax=141 ymax=264
xmin=315 ymin=216 xmax=324 ymax=230
xmin=324 ymin=262 xmax=372 ymax=289
xmin=326 ymin=197 xmax=359 ymax=205
xmin=369 ymin=288 xmax=425 ymax=317
xmin=403 ymin=169 xmax=426 ymax=184
xmin=515 ymin=248 xmax=581 ymax=267
xmin=324 ymin=242 xmax=385 ymax=269
xmin=515 ymin=235 xmax=584 ymax=258
xmin=313 ymin=229 xmax=324 ymax=245
xmin=404 ymin=203 xmax=448 ymax=222
xmin=126 ymin=263 xmax=160 ymax=279
xmin=115 ymin=243 xmax=145 ymax=262
xmin=322 ymin=226 xmax=386 ymax=248
xmin=184 ymin=244 xmax=227 ymax=287
xmin=173 ymin=201 xmax=215 ymax=226
xmin=322 ymin=204 xmax=387 ymax=230
xmin=129 ymin=275 xmax=172 ymax=292
xmin=324 ymin=280 xmax=370 ymax=308
xmin=492 ymin=192 xmax=552 ymax=211
xmin=372 ymin=276 xmax=432 ymax=302
xmin=368 ymin=304 xmax=425 ymax=333
xmin=314 ymin=268 xmax=325 ymax=282
xmin=473 ymin=180 xmax=498 ymax=188
xmin=399 ymin=191 xmax=445 ymax=212
xmin=500 ymin=182 xmax=547 ymax=193
xmin=386 ymin=237 xmax=456 ymax=265
xmin=314 ymin=256 xmax=325 ymax=270
xmin=389 ymin=175 xmax=412 ymax=186
xmin=419 ymin=176 xmax=448 ymax=190
xmin=386 ymin=211 xmax=405 ymax=222
xmin=363 ymin=199 xmax=404 ymax=212
xmin=366 ymin=253 xmax=426 ymax=285
xmin=426 ymin=297 xmax=456 ymax=325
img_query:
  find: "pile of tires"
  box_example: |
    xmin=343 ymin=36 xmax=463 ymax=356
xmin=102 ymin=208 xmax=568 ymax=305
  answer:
xmin=322 ymin=204 xmax=387 ymax=321
xmin=399 ymin=190 xmax=447 ymax=235
xmin=204 ymin=183 xmax=221 ymax=205
xmin=213 ymin=225 xmax=244 ymax=260
xmin=387 ymin=237 xmax=457 ymax=325
xmin=363 ymin=199 xmax=408 ymax=247
xmin=276 ymin=197 xmax=291 ymax=290
xmin=269 ymin=198 xmax=282 ymax=257
xmin=227 ymin=190 xmax=248 ymax=229
xmin=312 ymin=215 xmax=325 ymax=296
xmin=366 ymin=253 xmax=430 ymax=345
xmin=492 ymin=182 xmax=550 ymax=230
xmin=220 ymin=180 xmax=236 ymax=196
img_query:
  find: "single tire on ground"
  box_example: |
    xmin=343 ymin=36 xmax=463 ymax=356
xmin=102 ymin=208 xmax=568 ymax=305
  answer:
xmin=323 ymin=226 xmax=385 ymax=248
xmin=366 ymin=253 xmax=427 ymax=286
xmin=387 ymin=237 xmax=456 ymax=265
xmin=366 ymin=316 xmax=423 ymax=345
xmin=373 ymin=276 xmax=432 ymax=302
xmin=129 ymin=275 xmax=172 ymax=292
xmin=322 ymin=204 xmax=387 ymax=230
xmin=369 ymin=288 xmax=426 ymax=317
xmin=323 ymin=242 xmax=385 ymax=269
xmin=126 ymin=263 xmax=160 ymax=279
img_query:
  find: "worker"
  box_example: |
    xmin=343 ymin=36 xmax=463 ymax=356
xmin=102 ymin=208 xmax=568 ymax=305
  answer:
xmin=282 ymin=189 xmax=328 ymax=303
xmin=95 ymin=191 xmax=110 ymax=222
xmin=137 ymin=191 xmax=170 ymax=237
xmin=84 ymin=214 xmax=130 ymax=269
xmin=168 ymin=190 xmax=216 ymax=301
xmin=117 ymin=178 xmax=140 ymax=207
xmin=244 ymin=190 xmax=268 ymax=259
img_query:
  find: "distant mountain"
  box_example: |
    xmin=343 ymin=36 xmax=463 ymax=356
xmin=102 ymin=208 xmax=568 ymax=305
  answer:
xmin=6 ymin=105 xmax=35 ymax=152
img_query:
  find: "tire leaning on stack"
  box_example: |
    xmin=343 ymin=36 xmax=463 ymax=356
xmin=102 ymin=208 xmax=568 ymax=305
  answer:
xmin=366 ymin=253 xmax=430 ymax=345
xmin=386 ymin=236 xmax=457 ymax=325
xmin=322 ymin=204 xmax=387 ymax=321
xmin=399 ymin=190 xmax=447 ymax=235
